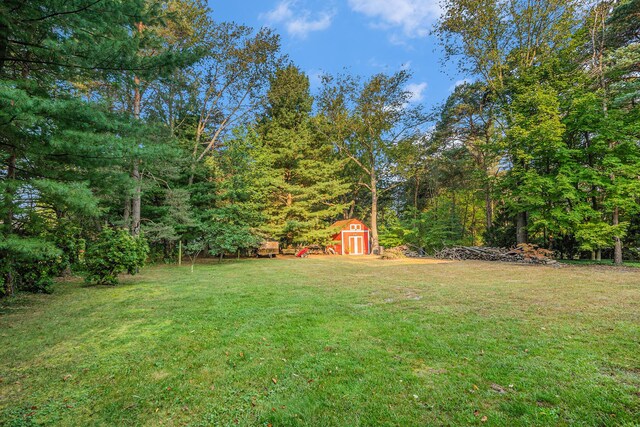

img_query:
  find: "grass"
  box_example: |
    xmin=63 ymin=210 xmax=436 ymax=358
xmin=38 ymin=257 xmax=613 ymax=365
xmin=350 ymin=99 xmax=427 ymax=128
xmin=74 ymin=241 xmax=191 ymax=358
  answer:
xmin=1 ymin=257 xmax=639 ymax=426
xmin=560 ymin=259 xmax=640 ymax=268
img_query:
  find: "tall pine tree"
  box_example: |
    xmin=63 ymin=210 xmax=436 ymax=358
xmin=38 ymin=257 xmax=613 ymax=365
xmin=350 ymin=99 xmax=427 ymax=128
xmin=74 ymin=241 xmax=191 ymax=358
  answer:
xmin=256 ymin=65 xmax=349 ymax=246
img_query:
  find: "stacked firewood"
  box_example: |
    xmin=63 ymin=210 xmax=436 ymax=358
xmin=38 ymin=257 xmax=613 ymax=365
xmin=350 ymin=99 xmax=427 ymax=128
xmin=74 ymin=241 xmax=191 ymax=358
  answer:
xmin=307 ymin=245 xmax=325 ymax=254
xmin=435 ymin=244 xmax=559 ymax=265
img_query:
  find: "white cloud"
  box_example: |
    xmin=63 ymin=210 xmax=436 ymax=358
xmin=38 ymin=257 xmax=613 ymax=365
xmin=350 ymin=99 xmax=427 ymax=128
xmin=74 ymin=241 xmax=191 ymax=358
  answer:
xmin=261 ymin=1 xmax=335 ymax=39
xmin=448 ymin=78 xmax=472 ymax=92
xmin=406 ymin=82 xmax=428 ymax=103
xmin=348 ymin=0 xmax=441 ymax=38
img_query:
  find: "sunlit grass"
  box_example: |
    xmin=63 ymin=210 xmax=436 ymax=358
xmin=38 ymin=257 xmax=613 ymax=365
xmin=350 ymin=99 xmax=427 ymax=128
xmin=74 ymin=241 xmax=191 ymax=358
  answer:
xmin=1 ymin=257 xmax=639 ymax=426
xmin=560 ymin=259 xmax=640 ymax=268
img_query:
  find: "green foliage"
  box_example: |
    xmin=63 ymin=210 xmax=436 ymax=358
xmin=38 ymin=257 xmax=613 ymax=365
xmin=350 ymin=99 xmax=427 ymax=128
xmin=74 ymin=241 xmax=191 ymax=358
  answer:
xmin=1 ymin=0 xmax=639 ymax=290
xmin=427 ymin=0 xmax=640 ymax=261
xmin=575 ymin=222 xmax=628 ymax=252
xmin=0 ymin=0 xmax=192 ymax=294
xmin=257 ymin=65 xmax=349 ymax=245
xmin=44 ymin=219 xmax=86 ymax=276
xmin=204 ymin=223 xmax=260 ymax=259
xmin=318 ymin=70 xmax=427 ymax=249
xmin=483 ymin=223 xmax=517 ymax=248
xmin=403 ymin=199 xmax=471 ymax=253
xmin=184 ymin=239 xmax=206 ymax=259
xmin=378 ymin=215 xmax=412 ymax=248
xmin=85 ymin=229 xmax=149 ymax=286
xmin=0 ymin=237 xmax=63 ymax=295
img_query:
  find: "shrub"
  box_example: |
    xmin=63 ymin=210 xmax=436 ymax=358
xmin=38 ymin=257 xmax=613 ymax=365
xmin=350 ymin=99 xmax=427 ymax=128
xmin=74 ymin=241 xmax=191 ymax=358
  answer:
xmin=49 ymin=220 xmax=85 ymax=276
xmin=14 ymin=259 xmax=58 ymax=294
xmin=85 ymin=228 xmax=149 ymax=285
xmin=0 ymin=237 xmax=62 ymax=295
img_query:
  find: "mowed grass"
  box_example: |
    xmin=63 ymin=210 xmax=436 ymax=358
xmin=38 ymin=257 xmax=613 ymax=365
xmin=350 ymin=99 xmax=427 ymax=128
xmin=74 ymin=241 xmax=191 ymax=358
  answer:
xmin=560 ymin=259 xmax=640 ymax=269
xmin=1 ymin=257 xmax=639 ymax=426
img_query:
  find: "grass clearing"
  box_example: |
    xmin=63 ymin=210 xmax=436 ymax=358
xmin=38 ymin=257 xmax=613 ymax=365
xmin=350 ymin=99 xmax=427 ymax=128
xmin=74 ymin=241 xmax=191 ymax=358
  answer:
xmin=1 ymin=257 xmax=639 ymax=426
xmin=560 ymin=259 xmax=640 ymax=269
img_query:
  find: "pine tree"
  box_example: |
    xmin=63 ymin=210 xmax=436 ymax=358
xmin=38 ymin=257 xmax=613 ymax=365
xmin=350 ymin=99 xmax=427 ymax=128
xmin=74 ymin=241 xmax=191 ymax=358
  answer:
xmin=256 ymin=65 xmax=349 ymax=246
xmin=0 ymin=0 xmax=188 ymax=294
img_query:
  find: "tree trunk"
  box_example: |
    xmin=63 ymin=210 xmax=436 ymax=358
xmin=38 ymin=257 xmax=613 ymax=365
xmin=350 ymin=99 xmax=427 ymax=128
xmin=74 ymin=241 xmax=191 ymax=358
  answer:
xmin=370 ymin=172 xmax=379 ymax=254
xmin=470 ymin=200 xmax=478 ymax=245
xmin=188 ymin=131 xmax=201 ymax=186
xmin=461 ymin=194 xmax=469 ymax=240
xmin=2 ymin=151 xmax=16 ymax=295
xmin=347 ymin=199 xmax=356 ymax=219
xmin=131 ymin=75 xmax=142 ymax=236
xmin=516 ymin=212 xmax=528 ymax=245
xmin=484 ymin=182 xmax=493 ymax=229
xmin=0 ymin=20 xmax=8 ymax=75
xmin=3 ymin=151 xmax=15 ymax=234
xmin=123 ymin=196 xmax=131 ymax=229
xmin=414 ymin=174 xmax=420 ymax=212
xmin=131 ymin=161 xmax=141 ymax=236
xmin=613 ymin=207 xmax=623 ymax=265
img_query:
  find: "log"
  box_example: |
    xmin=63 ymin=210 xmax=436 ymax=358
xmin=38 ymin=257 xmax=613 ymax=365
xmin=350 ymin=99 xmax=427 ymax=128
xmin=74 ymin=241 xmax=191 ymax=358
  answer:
xmin=434 ymin=244 xmax=560 ymax=265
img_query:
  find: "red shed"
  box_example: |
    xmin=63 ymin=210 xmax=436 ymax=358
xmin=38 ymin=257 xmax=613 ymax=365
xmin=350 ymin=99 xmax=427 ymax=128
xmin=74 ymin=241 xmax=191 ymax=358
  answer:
xmin=329 ymin=219 xmax=370 ymax=255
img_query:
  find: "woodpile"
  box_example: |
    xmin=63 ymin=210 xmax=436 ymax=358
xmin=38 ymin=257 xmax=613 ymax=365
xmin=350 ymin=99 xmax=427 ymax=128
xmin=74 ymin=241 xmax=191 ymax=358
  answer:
xmin=435 ymin=244 xmax=560 ymax=265
xmin=307 ymin=245 xmax=325 ymax=255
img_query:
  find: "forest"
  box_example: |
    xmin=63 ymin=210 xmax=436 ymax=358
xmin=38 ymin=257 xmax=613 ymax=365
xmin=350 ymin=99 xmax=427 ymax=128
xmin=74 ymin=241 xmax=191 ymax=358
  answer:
xmin=1 ymin=0 xmax=639 ymax=296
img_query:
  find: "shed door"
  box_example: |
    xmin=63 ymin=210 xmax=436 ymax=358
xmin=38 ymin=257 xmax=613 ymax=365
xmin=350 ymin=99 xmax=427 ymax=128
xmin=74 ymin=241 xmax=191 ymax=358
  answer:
xmin=349 ymin=235 xmax=364 ymax=255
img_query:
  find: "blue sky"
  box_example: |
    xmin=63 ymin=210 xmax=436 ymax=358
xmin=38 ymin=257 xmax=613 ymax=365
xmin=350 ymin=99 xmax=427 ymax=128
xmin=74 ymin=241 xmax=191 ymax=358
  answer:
xmin=207 ymin=0 xmax=465 ymax=112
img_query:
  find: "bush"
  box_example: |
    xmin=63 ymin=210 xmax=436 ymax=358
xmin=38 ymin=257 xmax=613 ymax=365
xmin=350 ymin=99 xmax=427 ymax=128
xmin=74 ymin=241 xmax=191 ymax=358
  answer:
xmin=14 ymin=259 xmax=58 ymax=294
xmin=203 ymin=222 xmax=260 ymax=261
xmin=0 ymin=237 xmax=62 ymax=295
xmin=49 ymin=220 xmax=85 ymax=276
xmin=85 ymin=228 xmax=149 ymax=285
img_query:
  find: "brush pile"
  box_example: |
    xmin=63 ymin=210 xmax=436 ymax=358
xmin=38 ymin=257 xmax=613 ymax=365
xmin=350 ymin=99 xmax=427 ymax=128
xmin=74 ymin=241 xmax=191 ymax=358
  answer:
xmin=435 ymin=244 xmax=559 ymax=265
xmin=380 ymin=245 xmax=425 ymax=259
xmin=380 ymin=246 xmax=407 ymax=259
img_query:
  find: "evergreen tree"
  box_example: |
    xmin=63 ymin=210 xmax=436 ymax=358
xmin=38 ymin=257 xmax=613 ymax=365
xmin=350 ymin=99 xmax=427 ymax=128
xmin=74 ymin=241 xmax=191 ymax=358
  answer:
xmin=0 ymin=0 xmax=191 ymax=294
xmin=257 ymin=65 xmax=349 ymax=245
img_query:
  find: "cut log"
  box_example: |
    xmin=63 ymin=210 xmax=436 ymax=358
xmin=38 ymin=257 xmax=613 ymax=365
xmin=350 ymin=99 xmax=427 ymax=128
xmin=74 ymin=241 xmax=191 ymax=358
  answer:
xmin=434 ymin=244 xmax=560 ymax=265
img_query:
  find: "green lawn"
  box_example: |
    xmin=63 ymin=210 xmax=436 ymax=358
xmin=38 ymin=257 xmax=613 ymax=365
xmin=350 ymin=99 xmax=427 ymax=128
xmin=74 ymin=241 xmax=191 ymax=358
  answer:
xmin=560 ymin=259 xmax=640 ymax=269
xmin=1 ymin=257 xmax=639 ymax=426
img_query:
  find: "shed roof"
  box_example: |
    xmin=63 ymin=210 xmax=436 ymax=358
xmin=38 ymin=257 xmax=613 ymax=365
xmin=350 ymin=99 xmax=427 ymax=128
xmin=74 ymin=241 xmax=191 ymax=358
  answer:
xmin=330 ymin=218 xmax=369 ymax=229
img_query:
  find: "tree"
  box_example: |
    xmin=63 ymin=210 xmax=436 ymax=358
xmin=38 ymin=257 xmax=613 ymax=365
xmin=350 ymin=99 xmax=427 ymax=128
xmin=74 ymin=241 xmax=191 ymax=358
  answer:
xmin=565 ymin=0 xmax=640 ymax=264
xmin=435 ymin=82 xmax=501 ymax=230
xmin=85 ymin=228 xmax=149 ymax=285
xmin=0 ymin=0 xmax=189 ymax=294
xmin=437 ymin=0 xmax=587 ymax=244
xmin=256 ymin=65 xmax=349 ymax=245
xmin=318 ymin=71 xmax=426 ymax=253
xmin=183 ymin=23 xmax=283 ymax=183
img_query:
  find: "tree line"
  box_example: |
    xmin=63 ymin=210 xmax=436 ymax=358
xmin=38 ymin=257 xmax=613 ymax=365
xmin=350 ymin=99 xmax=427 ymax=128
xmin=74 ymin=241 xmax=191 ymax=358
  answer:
xmin=1 ymin=0 xmax=638 ymax=295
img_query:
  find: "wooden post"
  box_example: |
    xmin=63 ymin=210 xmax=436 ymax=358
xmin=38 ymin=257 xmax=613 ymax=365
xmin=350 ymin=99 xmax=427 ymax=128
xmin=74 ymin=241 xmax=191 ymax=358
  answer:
xmin=178 ymin=240 xmax=182 ymax=266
